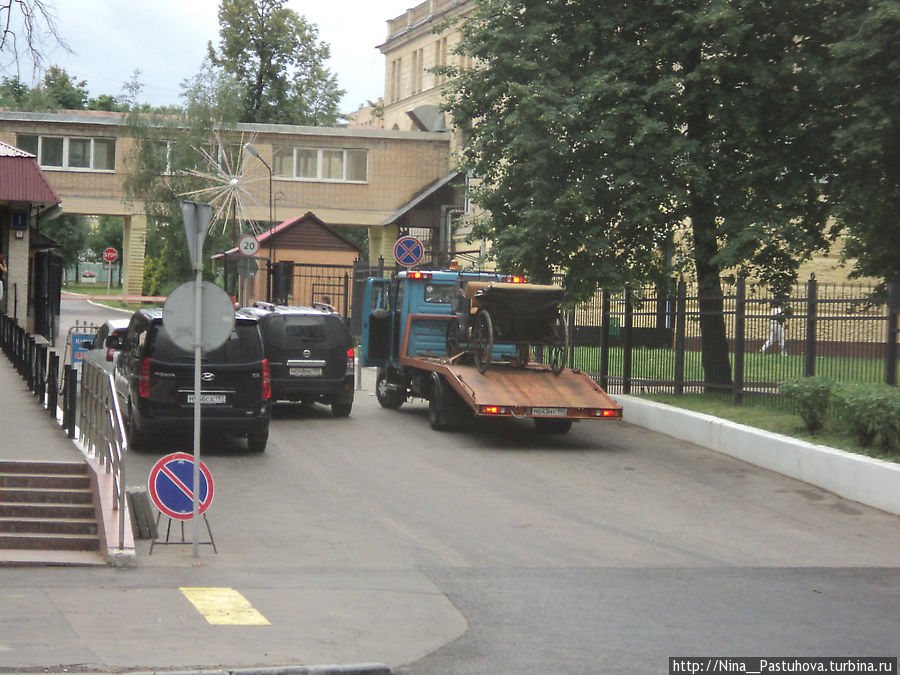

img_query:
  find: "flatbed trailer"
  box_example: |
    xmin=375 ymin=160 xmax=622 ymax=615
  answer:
xmin=362 ymin=269 xmax=622 ymax=433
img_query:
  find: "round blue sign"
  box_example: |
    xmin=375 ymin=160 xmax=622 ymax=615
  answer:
xmin=393 ymin=235 xmax=424 ymax=267
xmin=148 ymin=452 xmax=214 ymax=520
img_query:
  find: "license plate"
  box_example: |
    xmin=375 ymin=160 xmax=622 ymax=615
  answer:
xmin=187 ymin=393 xmax=227 ymax=405
xmin=532 ymin=407 xmax=567 ymax=417
xmin=290 ymin=367 xmax=322 ymax=377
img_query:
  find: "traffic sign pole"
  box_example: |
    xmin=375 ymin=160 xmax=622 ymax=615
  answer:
xmin=180 ymin=201 xmax=213 ymax=559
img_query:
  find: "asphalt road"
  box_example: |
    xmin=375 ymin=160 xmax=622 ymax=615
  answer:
xmin=6 ymin=295 xmax=895 ymax=674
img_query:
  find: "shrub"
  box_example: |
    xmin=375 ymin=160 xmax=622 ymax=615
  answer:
xmin=832 ymin=384 xmax=880 ymax=446
xmin=780 ymin=377 xmax=834 ymax=433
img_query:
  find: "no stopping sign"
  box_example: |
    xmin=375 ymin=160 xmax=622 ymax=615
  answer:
xmin=148 ymin=452 xmax=214 ymax=520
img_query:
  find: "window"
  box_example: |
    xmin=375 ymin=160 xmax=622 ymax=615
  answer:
xmin=16 ymin=134 xmax=116 ymax=171
xmin=271 ymin=147 xmax=368 ymax=183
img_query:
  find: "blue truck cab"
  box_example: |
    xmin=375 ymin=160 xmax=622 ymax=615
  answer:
xmin=361 ymin=269 xmax=511 ymax=369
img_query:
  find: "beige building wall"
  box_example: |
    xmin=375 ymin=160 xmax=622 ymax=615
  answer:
xmin=380 ymin=0 xmax=475 ymax=136
xmin=2 ymin=211 xmax=30 ymax=324
xmin=0 ymin=111 xmax=452 ymax=293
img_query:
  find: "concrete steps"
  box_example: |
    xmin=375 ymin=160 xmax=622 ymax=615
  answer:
xmin=0 ymin=460 xmax=101 ymax=557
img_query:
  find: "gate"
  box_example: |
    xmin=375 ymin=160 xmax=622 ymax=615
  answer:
xmin=268 ymin=261 xmax=353 ymax=317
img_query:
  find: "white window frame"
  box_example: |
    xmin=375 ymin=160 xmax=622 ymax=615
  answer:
xmin=272 ymin=147 xmax=368 ymax=184
xmin=17 ymin=134 xmax=117 ymax=172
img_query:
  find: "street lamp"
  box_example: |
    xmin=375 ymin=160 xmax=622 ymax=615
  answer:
xmin=244 ymin=142 xmax=276 ymax=300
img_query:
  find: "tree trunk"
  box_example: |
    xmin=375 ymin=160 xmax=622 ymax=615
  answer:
xmin=684 ymin=46 xmax=732 ymax=391
xmin=691 ymin=207 xmax=733 ymax=391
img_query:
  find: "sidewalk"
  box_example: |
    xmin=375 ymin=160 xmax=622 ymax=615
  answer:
xmin=0 ymin=355 xmax=82 ymax=463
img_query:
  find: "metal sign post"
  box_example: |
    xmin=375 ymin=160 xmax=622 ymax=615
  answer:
xmin=180 ymin=201 xmax=212 ymax=559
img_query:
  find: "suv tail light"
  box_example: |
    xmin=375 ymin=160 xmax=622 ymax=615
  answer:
xmin=106 ymin=348 xmax=115 ymax=362
xmin=261 ymin=359 xmax=271 ymax=400
xmin=139 ymin=358 xmax=151 ymax=398
xmin=346 ymin=347 xmax=355 ymax=374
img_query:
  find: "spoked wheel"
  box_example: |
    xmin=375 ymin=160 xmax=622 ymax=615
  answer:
xmin=472 ymin=309 xmax=494 ymax=374
xmin=445 ymin=316 xmax=461 ymax=357
xmin=549 ymin=312 xmax=568 ymax=375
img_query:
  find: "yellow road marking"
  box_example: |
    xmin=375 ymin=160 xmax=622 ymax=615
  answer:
xmin=179 ymin=587 xmax=270 ymax=626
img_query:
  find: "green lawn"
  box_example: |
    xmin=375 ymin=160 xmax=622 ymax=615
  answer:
xmin=640 ymin=391 xmax=899 ymax=464
xmin=573 ymin=346 xmax=896 ymax=386
xmin=63 ymin=284 xmax=162 ymax=310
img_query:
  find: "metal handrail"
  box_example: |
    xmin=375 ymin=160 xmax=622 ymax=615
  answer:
xmin=78 ymin=359 xmax=128 ymax=549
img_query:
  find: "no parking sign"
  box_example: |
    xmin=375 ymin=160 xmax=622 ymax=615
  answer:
xmin=393 ymin=235 xmax=424 ymax=268
xmin=148 ymin=452 xmax=214 ymax=520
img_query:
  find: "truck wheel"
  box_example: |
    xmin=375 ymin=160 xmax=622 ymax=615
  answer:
xmin=534 ymin=418 xmax=573 ymax=434
xmin=428 ymin=372 xmax=451 ymax=431
xmin=376 ymin=368 xmax=405 ymax=409
xmin=472 ymin=310 xmax=493 ymax=374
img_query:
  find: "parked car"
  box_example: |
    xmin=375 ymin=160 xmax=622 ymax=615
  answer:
xmin=239 ymin=302 xmax=354 ymax=416
xmin=113 ymin=309 xmax=271 ymax=451
xmin=84 ymin=318 xmax=130 ymax=372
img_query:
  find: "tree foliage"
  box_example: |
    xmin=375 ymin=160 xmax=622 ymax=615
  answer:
xmin=207 ymin=0 xmax=344 ymax=125
xmin=824 ymin=0 xmax=900 ymax=284
xmin=37 ymin=214 xmax=88 ymax=274
xmin=443 ymin=0 xmax=839 ymax=385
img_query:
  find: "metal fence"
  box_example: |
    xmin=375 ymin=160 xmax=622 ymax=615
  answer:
xmin=570 ymin=277 xmax=900 ymax=403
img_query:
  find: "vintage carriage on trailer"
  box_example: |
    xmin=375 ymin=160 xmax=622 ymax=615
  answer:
xmin=445 ymin=278 xmax=569 ymax=375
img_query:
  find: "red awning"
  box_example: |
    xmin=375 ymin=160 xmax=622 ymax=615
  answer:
xmin=0 ymin=141 xmax=60 ymax=207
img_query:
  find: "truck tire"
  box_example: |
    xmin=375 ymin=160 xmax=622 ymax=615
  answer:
xmin=534 ymin=418 xmax=573 ymax=434
xmin=428 ymin=372 xmax=451 ymax=431
xmin=376 ymin=367 xmax=405 ymax=409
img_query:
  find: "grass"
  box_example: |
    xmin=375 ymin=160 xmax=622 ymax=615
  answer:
xmin=641 ymin=391 xmax=900 ymax=464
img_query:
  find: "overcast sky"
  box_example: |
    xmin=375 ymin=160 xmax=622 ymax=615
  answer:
xmin=28 ymin=0 xmax=416 ymax=114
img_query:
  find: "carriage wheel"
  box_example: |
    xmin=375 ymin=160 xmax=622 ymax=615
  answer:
xmin=549 ymin=313 xmax=568 ymax=375
xmin=472 ymin=310 xmax=494 ymax=374
xmin=445 ymin=316 xmax=461 ymax=357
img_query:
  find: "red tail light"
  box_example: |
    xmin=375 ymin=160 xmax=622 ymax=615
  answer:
xmin=501 ymin=275 xmax=526 ymax=283
xmin=346 ymin=347 xmax=355 ymax=373
xmin=106 ymin=348 xmax=115 ymax=362
xmin=409 ymin=271 xmax=432 ymax=280
xmin=261 ymin=359 xmax=271 ymax=400
xmin=139 ymin=358 xmax=151 ymax=398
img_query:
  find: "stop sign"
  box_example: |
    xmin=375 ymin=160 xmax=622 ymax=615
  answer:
xmin=103 ymin=247 xmax=118 ymax=263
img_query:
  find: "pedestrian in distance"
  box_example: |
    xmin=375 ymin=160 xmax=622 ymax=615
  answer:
xmin=761 ymin=299 xmax=790 ymax=355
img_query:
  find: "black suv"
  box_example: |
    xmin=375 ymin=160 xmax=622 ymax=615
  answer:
xmin=113 ymin=309 xmax=271 ymax=451
xmin=240 ymin=302 xmax=354 ymax=416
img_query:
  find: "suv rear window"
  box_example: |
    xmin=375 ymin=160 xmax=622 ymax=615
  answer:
xmin=148 ymin=322 xmax=264 ymax=364
xmin=261 ymin=315 xmax=347 ymax=348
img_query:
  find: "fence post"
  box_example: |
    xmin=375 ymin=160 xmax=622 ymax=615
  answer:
xmin=62 ymin=364 xmax=77 ymax=439
xmin=623 ymin=287 xmax=633 ymax=395
xmin=886 ymin=280 xmax=898 ymax=386
xmin=47 ymin=352 xmax=59 ymax=415
xmin=674 ymin=281 xmax=686 ymax=395
xmin=599 ymin=290 xmax=610 ymax=391
xmin=733 ymin=277 xmax=746 ymax=405
xmin=343 ymin=272 xmax=350 ymax=319
xmin=804 ymin=275 xmax=817 ymax=377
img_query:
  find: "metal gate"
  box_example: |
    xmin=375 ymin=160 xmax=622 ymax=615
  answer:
xmin=268 ymin=262 xmax=353 ymax=317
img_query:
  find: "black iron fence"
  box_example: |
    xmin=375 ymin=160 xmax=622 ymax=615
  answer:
xmin=570 ymin=277 xmax=900 ymax=403
xmin=0 ymin=312 xmax=77 ymax=437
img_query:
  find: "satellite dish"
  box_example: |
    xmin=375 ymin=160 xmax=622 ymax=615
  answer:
xmin=163 ymin=281 xmax=236 ymax=353
xmin=406 ymin=105 xmax=447 ymax=132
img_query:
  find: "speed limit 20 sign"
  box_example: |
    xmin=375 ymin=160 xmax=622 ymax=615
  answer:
xmin=238 ymin=234 xmax=260 ymax=257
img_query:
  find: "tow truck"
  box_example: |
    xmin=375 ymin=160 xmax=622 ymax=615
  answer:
xmin=360 ymin=269 xmax=622 ymax=433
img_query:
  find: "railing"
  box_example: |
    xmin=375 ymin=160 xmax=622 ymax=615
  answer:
xmin=78 ymin=359 xmax=128 ymax=549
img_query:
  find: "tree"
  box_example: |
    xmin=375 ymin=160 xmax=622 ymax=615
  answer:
xmin=824 ymin=0 xmax=900 ymax=284
xmin=0 ymin=0 xmax=68 ymax=74
xmin=37 ymin=214 xmax=89 ymax=282
xmin=207 ymin=0 xmax=344 ymax=125
xmin=443 ymin=0 xmax=834 ymax=388
xmin=41 ymin=64 xmax=87 ymax=109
